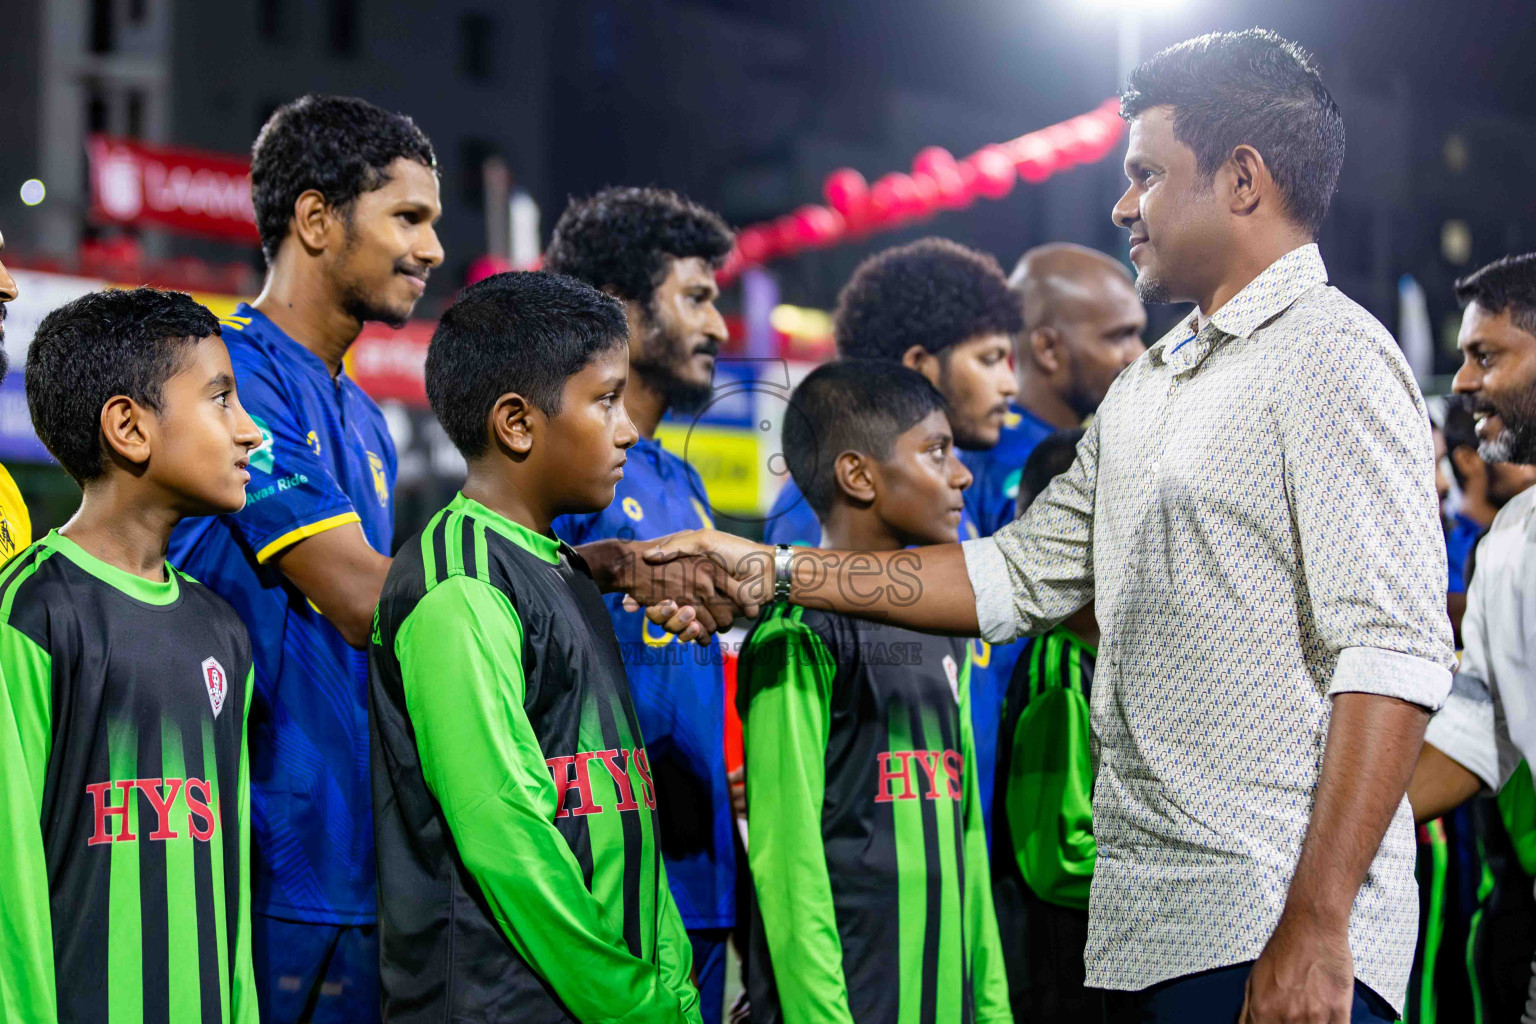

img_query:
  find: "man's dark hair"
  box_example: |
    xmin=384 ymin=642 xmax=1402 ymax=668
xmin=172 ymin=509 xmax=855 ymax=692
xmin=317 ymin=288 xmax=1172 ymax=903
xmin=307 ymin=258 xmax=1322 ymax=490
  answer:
xmin=26 ymin=287 xmax=220 ymax=484
xmin=1454 ymin=253 xmax=1536 ymax=338
xmin=783 ymin=360 xmax=949 ymax=521
xmin=834 ymin=238 xmax=1023 ymax=362
xmin=426 ymin=271 xmax=628 ymax=459
xmin=251 ymin=94 xmax=438 ymax=262
xmin=1016 ymin=428 xmax=1086 ymax=517
xmin=544 ymin=186 xmax=734 ymax=306
xmin=1120 ymin=29 xmax=1346 ymax=237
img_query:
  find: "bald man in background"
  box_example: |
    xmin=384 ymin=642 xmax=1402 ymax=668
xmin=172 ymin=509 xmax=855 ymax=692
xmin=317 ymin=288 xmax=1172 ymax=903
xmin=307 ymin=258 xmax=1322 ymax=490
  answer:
xmin=964 ymin=243 xmax=1148 ymax=536
xmin=963 ymin=242 xmax=1146 ymax=852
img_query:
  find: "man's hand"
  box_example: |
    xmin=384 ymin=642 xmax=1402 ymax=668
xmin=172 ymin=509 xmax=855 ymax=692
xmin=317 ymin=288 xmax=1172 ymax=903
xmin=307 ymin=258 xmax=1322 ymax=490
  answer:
xmin=643 ymin=529 xmax=775 ymax=607
xmin=1241 ymin=914 xmax=1354 ymax=1023
xmin=582 ymin=534 xmax=763 ymax=642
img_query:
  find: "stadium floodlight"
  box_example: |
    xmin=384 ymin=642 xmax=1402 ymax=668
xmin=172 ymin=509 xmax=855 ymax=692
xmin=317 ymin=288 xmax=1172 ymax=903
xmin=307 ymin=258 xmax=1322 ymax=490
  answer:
xmin=1076 ymin=0 xmax=1189 ymax=85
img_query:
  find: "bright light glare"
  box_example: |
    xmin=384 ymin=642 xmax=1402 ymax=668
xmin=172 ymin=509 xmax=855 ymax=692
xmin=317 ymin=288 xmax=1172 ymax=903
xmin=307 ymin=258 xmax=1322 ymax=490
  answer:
xmin=1082 ymin=0 xmax=1183 ymax=9
xmin=19 ymin=179 xmax=45 ymax=206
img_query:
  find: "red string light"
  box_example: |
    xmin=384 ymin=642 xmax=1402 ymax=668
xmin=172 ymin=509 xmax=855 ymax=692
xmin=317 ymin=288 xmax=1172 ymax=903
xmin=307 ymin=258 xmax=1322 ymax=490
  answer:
xmin=718 ymin=97 xmax=1125 ymax=282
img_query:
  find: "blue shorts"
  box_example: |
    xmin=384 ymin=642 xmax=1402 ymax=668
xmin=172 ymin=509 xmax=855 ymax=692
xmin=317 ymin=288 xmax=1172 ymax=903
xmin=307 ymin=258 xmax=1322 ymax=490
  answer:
xmin=690 ymin=928 xmax=730 ymax=1024
xmin=252 ymin=915 xmax=379 ymax=1024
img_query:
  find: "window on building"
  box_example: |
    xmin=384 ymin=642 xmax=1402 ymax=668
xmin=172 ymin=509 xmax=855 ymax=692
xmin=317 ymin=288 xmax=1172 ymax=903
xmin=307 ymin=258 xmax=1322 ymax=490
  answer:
xmin=127 ymin=91 xmax=145 ymax=137
xmin=258 ymin=0 xmax=293 ymax=42
xmin=89 ymin=0 xmax=115 ymax=53
xmin=460 ymin=138 xmax=497 ymax=204
xmin=328 ymin=0 xmax=359 ymax=56
xmin=459 ymin=12 xmax=498 ymax=82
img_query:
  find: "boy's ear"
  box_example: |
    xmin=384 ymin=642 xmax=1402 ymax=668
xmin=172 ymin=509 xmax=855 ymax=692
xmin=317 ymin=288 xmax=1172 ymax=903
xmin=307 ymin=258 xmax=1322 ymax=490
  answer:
xmin=488 ymin=391 xmax=536 ymax=457
xmin=832 ymin=450 xmax=878 ymax=506
xmin=99 ymin=395 xmax=154 ymax=470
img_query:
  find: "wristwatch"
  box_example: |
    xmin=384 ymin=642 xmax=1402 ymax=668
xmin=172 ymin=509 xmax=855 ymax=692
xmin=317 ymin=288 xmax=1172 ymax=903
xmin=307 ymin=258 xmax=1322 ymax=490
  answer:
xmin=773 ymin=544 xmax=794 ymax=603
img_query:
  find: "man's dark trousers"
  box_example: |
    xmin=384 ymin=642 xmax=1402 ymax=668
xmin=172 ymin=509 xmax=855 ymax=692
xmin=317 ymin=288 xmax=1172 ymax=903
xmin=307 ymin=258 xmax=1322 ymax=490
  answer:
xmin=1101 ymin=962 xmax=1398 ymax=1023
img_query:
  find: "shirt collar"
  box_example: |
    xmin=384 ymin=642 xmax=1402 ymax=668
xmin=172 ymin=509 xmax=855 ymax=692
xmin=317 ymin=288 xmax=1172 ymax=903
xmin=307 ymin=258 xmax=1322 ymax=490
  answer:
xmin=1150 ymin=243 xmax=1328 ymax=369
xmin=449 ymin=492 xmax=562 ymax=564
xmin=237 ymin=303 xmax=352 ymax=384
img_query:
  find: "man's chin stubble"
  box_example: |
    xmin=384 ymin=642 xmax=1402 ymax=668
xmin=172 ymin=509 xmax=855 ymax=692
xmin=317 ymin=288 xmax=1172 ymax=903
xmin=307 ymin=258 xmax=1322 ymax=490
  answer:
xmin=1135 ymin=275 xmax=1171 ymax=305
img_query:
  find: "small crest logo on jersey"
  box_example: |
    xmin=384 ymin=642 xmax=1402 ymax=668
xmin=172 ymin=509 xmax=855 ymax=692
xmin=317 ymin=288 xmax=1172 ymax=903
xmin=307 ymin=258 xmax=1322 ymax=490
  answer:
xmin=306 ymin=430 xmax=322 ymax=456
xmin=201 ymin=657 xmax=228 ymax=718
xmin=943 ymin=654 xmax=960 ymax=705
xmin=248 ymin=416 xmax=275 ymax=474
xmin=622 ymin=497 xmax=644 ymax=521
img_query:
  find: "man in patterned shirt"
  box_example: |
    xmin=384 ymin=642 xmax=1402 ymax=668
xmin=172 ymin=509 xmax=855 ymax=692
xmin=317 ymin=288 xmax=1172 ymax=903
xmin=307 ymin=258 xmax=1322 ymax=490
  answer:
xmin=645 ymin=29 xmax=1455 ymax=1024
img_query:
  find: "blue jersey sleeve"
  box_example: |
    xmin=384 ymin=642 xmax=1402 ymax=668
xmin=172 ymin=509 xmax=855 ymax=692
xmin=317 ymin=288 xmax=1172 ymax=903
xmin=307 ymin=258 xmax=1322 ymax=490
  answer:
xmin=763 ymin=481 xmax=822 ymax=547
xmin=228 ymin=347 xmax=360 ymax=563
xmin=551 ymin=512 xmax=601 ymax=547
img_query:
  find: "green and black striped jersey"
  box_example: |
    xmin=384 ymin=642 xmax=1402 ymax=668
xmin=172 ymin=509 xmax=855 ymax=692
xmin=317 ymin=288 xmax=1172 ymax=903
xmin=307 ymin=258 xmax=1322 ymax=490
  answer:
xmin=737 ymin=603 xmax=1010 ymax=1024
xmin=0 ymin=531 xmax=257 ymax=1024
xmin=368 ymin=493 xmax=700 ymax=1024
xmin=990 ymin=624 xmax=1097 ymax=1023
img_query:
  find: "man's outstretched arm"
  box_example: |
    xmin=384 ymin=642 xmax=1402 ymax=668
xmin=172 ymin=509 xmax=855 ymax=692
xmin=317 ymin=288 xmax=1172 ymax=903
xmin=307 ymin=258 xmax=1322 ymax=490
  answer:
xmin=641 ymin=535 xmax=982 ymax=635
xmin=640 ymin=416 xmax=1102 ymax=639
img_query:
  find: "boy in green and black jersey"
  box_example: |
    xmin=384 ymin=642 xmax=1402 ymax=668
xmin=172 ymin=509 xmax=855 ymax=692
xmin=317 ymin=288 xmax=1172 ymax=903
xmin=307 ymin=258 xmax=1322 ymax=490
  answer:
xmin=989 ymin=428 xmax=1099 ymax=1024
xmin=738 ymin=361 xmax=1010 ymax=1024
xmin=2 ymin=288 xmax=264 ymax=1023
xmin=368 ymin=271 xmax=701 ymax=1023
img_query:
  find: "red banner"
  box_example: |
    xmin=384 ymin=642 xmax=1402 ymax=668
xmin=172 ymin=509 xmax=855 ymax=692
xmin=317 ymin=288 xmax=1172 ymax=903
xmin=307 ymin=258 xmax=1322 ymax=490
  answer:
xmin=347 ymin=320 xmax=436 ymax=407
xmin=89 ymin=135 xmax=259 ymax=244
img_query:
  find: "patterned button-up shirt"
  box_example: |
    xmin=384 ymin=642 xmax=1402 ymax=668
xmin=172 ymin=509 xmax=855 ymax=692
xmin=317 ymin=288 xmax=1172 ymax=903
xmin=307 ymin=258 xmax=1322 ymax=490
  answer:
xmin=963 ymin=243 xmax=1455 ymax=1012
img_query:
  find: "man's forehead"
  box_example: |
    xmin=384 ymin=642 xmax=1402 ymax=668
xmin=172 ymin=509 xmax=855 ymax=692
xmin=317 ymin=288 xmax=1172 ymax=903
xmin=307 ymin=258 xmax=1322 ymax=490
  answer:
xmin=665 ymin=255 xmax=717 ymax=286
xmin=1125 ymin=108 xmax=1178 ymax=158
xmin=1461 ymin=302 xmax=1536 ymax=347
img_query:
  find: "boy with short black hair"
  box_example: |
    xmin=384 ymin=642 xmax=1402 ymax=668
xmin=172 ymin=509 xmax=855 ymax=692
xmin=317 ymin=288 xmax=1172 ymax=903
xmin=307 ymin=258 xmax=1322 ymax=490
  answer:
xmin=737 ymin=360 xmax=1010 ymax=1024
xmin=3 ymin=287 xmax=263 ymax=1023
xmin=368 ymin=270 xmax=702 ymax=1023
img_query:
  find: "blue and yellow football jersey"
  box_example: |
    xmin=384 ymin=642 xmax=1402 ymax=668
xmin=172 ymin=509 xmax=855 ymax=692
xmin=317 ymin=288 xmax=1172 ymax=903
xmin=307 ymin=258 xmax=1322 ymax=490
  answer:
xmin=169 ymin=303 xmax=396 ymax=925
xmin=960 ymin=402 xmax=1059 ymax=537
xmin=553 ymin=434 xmax=736 ymax=931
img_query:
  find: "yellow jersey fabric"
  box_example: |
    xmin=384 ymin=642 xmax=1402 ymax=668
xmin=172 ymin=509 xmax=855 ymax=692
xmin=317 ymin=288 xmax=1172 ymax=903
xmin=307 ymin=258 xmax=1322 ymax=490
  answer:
xmin=0 ymin=462 xmax=31 ymax=566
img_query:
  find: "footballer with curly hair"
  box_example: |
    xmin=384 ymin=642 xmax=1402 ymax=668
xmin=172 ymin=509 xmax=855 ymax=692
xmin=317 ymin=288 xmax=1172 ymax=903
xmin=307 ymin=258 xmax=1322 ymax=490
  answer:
xmin=545 ymin=186 xmax=741 ymax=1023
xmin=765 ymin=237 xmax=1023 ymax=548
xmin=761 ymin=239 xmax=1024 ymax=843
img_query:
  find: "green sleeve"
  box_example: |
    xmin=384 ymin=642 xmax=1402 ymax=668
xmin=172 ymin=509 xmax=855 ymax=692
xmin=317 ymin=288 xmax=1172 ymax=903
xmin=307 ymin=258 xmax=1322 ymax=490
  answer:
xmin=397 ymin=575 xmax=694 ymax=1023
xmin=1497 ymin=760 xmax=1536 ymax=878
xmin=653 ymin=858 xmax=703 ymax=1023
xmin=0 ymin=621 xmax=57 ymax=1024
xmin=1004 ymin=687 xmax=1096 ymax=909
xmin=232 ymin=666 xmax=258 ymax=1023
xmin=957 ymin=653 xmax=1012 ymax=1024
xmin=742 ymin=612 xmax=855 ymax=1024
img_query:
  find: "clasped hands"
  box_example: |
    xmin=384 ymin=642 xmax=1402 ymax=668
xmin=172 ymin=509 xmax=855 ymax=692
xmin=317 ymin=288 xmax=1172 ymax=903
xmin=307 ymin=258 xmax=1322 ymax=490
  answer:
xmin=595 ymin=529 xmax=772 ymax=643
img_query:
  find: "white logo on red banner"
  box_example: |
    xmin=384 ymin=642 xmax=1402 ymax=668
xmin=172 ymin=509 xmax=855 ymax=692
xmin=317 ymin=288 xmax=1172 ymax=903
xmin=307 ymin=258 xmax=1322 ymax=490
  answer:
xmin=201 ymin=657 xmax=228 ymax=718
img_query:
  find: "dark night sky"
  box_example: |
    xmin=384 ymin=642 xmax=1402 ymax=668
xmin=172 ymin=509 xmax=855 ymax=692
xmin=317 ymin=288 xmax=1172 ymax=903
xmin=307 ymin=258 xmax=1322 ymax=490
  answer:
xmin=699 ymin=0 xmax=1536 ymax=122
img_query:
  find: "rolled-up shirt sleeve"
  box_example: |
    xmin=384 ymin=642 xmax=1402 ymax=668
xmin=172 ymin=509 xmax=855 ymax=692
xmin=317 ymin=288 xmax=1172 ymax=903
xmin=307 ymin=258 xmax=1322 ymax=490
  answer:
xmin=964 ymin=415 xmax=1098 ymax=646
xmin=1278 ymin=323 xmax=1456 ymax=709
xmin=1423 ymin=561 xmax=1522 ymax=791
